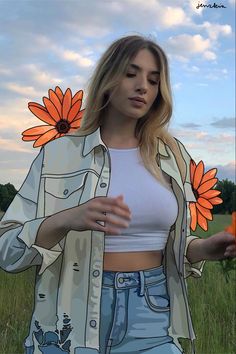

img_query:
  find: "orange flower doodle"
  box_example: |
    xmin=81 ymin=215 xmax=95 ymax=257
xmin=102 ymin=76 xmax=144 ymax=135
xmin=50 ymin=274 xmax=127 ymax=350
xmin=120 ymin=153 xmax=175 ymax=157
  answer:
xmin=224 ymin=212 xmax=236 ymax=238
xmin=22 ymin=86 xmax=84 ymax=147
xmin=189 ymin=160 xmax=223 ymax=232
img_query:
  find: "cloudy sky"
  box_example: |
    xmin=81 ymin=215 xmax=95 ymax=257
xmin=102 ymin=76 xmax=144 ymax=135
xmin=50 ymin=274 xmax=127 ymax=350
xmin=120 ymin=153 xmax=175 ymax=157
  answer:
xmin=0 ymin=0 xmax=235 ymax=189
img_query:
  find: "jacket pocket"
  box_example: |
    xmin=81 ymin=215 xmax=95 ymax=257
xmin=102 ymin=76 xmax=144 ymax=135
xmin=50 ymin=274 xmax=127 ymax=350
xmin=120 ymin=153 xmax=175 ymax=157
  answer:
xmin=144 ymin=274 xmax=170 ymax=312
xmin=44 ymin=172 xmax=88 ymax=215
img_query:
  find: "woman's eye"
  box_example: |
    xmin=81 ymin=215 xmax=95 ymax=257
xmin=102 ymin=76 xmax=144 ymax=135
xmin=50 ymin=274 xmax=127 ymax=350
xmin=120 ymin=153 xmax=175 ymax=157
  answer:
xmin=126 ymin=73 xmax=136 ymax=77
xmin=149 ymin=80 xmax=159 ymax=85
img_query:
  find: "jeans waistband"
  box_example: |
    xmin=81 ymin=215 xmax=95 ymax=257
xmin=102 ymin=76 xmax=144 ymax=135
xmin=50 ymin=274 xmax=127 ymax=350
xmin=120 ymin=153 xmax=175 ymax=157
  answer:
xmin=102 ymin=265 xmax=166 ymax=295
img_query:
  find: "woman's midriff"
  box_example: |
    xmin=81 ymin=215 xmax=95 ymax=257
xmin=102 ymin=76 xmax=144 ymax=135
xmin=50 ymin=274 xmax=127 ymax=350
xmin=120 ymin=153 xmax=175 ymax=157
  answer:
xmin=103 ymin=250 xmax=163 ymax=271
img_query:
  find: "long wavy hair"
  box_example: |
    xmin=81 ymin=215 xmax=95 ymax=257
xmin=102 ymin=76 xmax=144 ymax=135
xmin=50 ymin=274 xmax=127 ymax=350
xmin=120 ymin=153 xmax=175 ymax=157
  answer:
xmin=77 ymin=35 xmax=186 ymax=188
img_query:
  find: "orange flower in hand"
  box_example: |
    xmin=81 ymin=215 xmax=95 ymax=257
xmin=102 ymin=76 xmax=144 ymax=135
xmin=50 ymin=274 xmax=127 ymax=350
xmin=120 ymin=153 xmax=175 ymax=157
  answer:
xmin=225 ymin=212 xmax=236 ymax=238
xmin=22 ymin=86 xmax=84 ymax=147
xmin=189 ymin=160 xmax=223 ymax=232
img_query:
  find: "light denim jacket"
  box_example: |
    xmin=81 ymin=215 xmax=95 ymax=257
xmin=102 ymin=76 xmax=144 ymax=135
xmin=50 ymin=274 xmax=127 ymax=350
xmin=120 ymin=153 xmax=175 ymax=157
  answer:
xmin=0 ymin=126 xmax=205 ymax=354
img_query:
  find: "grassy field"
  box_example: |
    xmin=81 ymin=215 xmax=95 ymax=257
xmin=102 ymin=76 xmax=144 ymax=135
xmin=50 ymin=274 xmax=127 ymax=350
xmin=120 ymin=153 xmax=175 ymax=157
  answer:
xmin=0 ymin=213 xmax=235 ymax=354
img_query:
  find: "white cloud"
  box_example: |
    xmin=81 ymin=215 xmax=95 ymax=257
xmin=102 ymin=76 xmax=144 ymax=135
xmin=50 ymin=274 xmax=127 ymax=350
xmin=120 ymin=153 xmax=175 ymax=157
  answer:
xmin=190 ymin=65 xmax=200 ymax=72
xmin=203 ymin=50 xmax=217 ymax=60
xmin=200 ymin=21 xmax=232 ymax=40
xmin=0 ymin=137 xmax=34 ymax=153
xmin=61 ymin=50 xmax=94 ymax=67
xmin=0 ymin=98 xmax=42 ymax=132
xmin=167 ymin=34 xmax=215 ymax=61
xmin=0 ymin=65 xmax=12 ymax=75
xmin=4 ymin=83 xmax=39 ymax=97
xmin=24 ymin=64 xmax=63 ymax=85
xmin=187 ymin=0 xmax=204 ymax=15
xmin=173 ymin=82 xmax=182 ymax=90
xmin=160 ymin=6 xmax=189 ymax=27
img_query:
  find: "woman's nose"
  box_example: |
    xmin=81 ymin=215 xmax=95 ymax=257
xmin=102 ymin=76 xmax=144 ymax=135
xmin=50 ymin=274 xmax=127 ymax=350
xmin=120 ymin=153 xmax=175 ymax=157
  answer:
xmin=135 ymin=76 xmax=148 ymax=94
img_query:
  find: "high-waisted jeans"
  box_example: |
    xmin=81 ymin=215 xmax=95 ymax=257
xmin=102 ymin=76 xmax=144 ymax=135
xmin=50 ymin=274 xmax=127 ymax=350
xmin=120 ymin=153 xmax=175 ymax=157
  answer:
xmin=24 ymin=265 xmax=184 ymax=354
xmin=100 ymin=264 xmax=184 ymax=354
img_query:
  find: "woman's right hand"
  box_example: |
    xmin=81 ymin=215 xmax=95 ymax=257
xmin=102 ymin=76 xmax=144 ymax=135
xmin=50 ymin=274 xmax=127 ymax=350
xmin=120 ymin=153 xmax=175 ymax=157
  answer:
xmin=62 ymin=194 xmax=132 ymax=235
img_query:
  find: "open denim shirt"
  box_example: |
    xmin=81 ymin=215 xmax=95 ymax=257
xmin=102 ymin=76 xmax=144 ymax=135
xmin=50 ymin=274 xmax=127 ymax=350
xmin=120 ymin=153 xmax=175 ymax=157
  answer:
xmin=0 ymin=126 xmax=205 ymax=354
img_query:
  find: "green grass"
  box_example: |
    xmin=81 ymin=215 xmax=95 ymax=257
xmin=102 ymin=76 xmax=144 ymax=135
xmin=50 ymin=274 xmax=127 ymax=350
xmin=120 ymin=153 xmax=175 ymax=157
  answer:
xmin=0 ymin=214 xmax=235 ymax=354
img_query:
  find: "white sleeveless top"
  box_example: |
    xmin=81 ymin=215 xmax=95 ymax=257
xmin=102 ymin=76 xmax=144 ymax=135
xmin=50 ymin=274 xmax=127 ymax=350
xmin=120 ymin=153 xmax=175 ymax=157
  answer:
xmin=105 ymin=147 xmax=178 ymax=252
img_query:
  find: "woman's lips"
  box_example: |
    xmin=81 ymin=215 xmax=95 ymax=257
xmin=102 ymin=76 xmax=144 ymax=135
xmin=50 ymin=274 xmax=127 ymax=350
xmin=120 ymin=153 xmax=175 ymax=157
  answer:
xmin=129 ymin=98 xmax=146 ymax=107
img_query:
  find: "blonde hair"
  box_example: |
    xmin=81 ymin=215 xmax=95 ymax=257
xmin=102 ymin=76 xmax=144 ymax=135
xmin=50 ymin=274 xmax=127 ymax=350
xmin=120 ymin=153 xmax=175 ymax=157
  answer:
xmin=77 ymin=35 xmax=186 ymax=187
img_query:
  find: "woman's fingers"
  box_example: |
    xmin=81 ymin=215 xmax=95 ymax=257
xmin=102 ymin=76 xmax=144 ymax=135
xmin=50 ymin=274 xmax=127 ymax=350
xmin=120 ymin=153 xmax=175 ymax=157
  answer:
xmin=90 ymin=211 xmax=130 ymax=228
xmin=94 ymin=197 xmax=132 ymax=220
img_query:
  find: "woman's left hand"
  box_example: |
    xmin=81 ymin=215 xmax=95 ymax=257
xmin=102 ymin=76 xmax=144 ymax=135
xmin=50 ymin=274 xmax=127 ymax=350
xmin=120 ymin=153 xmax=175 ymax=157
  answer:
xmin=203 ymin=231 xmax=236 ymax=261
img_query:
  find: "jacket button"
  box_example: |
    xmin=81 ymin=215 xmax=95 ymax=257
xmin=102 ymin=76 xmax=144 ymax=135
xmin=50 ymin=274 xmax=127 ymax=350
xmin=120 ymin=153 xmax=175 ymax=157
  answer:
xmin=90 ymin=320 xmax=97 ymax=328
xmin=118 ymin=277 xmax=124 ymax=283
xmin=63 ymin=189 xmax=69 ymax=195
xmin=93 ymin=270 xmax=100 ymax=277
xmin=100 ymin=183 xmax=107 ymax=188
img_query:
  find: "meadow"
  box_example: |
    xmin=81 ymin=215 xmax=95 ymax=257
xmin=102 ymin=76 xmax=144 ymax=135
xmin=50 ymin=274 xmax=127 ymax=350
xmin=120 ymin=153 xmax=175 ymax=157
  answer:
xmin=0 ymin=212 xmax=235 ymax=354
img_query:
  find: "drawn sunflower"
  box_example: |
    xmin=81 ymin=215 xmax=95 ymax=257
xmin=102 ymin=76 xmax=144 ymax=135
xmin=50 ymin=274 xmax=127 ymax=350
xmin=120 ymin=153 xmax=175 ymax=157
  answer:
xmin=189 ymin=160 xmax=223 ymax=231
xmin=22 ymin=86 xmax=84 ymax=147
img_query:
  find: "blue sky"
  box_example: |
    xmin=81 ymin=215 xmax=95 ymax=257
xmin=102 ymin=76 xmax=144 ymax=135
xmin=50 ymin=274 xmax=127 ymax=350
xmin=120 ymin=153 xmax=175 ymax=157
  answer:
xmin=0 ymin=0 xmax=235 ymax=189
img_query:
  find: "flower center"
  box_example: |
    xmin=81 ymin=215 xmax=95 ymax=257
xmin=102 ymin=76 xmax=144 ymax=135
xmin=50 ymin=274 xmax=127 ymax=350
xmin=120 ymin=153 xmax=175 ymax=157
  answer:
xmin=56 ymin=119 xmax=70 ymax=133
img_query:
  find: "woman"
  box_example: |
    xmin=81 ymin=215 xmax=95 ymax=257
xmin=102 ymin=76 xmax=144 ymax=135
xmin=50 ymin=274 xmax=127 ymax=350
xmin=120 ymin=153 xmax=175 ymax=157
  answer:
xmin=0 ymin=35 xmax=235 ymax=354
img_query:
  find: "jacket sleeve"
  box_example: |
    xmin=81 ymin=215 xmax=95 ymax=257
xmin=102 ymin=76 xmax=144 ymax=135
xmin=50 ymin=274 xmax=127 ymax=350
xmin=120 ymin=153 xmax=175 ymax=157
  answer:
xmin=176 ymin=139 xmax=206 ymax=279
xmin=0 ymin=147 xmax=62 ymax=275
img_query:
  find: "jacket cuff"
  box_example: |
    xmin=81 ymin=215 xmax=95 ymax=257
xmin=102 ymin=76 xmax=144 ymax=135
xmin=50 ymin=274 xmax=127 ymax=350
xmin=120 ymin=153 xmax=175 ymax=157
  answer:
xmin=17 ymin=218 xmax=63 ymax=275
xmin=31 ymin=245 xmax=62 ymax=275
xmin=184 ymin=235 xmax=206 ymax=279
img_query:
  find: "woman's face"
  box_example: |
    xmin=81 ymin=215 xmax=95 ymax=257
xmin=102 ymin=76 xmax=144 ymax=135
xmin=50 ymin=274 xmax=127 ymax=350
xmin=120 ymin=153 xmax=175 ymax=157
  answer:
xmin=108 ymin=48 xmax=160 ymax=121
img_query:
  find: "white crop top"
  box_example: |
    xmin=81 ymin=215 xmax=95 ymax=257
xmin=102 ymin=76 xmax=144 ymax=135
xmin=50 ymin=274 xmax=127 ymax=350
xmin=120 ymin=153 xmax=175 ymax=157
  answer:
xmin=105 ymin=147 xmax=178 ymax=252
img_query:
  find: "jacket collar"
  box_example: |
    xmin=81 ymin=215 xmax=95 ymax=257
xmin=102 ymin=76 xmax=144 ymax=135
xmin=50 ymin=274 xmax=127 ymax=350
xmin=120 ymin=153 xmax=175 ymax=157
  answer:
xmin=158 ymin=138 xmax=170 ymax=158
xmin=82 ymin=127 xmax=170 ymax=158
xmin=82 ymin=126 xmax=107 ymax=157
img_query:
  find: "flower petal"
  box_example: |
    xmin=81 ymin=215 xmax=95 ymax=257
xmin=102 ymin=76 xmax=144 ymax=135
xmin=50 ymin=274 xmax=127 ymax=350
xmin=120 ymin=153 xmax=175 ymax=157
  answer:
xmin=201 ymin=168 xmax=217 ymax=185
xmin=43 ymin=97 xmax=61 ymax=122
xmin=208 ymin=197 xmax=223 ymax=205
xmin=72 ymin=90 xmax=83 ymax=105
xmin=33 ymin=128 xmax=58 ymax=147
xmin=197 ymin=211 xmax=208 ymax=231
xmin=193 ymin=161 xmax=204 ymax=190
xmin=28 ymin=102 xmax=47 ymax=111
xmin=190 ymin=159 xmax=197 ymax=184
xmin=22 ymin=135 xmax=41 ymax=141
xmin=55 ymin=86 xmax=63 ymax=103
xmin=70 ymin=119 xmax=82 ymax=128
xmin=74 ymin=109 xmax=84 ymax=119
xmin=28 ymin=104 xmax=56 ymax=125
xmin=200 ymin=189 xmax=221 ymax=199
xmin=67 ymin=100 xmax=82 ymax=123
xmin=197 ymin=178 xmax=218 ymax=195
xmin=189 ymin=202 xmax=197 ymax=231
xmin=22 ymin=125 xmax=54 ymax=136
xmin=198 ymin=197 xmax=213 ymax=209
xmin=196 ymin=203 xmax=213 ymax=221
xmin=62 ymin=88 xmax=72 ymax=119
xmin=48 ymin=89 xmax=62 ymax=118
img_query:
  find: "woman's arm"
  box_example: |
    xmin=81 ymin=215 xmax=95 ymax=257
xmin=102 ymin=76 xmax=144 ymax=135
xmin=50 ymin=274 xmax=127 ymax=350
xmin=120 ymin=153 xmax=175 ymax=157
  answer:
xmin=0 ymin=147 xmax=62 ymax=274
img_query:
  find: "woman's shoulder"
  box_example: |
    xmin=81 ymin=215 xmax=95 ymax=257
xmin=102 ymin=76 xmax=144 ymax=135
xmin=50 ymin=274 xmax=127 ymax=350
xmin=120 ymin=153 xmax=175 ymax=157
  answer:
xmin=43 ymin=132 xmax=85 ymax=152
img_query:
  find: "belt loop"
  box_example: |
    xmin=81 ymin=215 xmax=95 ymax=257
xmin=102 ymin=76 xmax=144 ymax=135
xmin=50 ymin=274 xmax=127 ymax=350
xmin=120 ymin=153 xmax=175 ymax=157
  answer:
xmin=139 ymin=270 xmax=145 ymax=296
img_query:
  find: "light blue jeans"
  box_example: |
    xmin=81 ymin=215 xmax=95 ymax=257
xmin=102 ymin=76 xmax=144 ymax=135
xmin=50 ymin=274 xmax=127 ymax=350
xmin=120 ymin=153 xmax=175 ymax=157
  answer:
xmin=100 ymin=264 xmax=184 ymax=354
xmin=24 ymin=265 xmax=184 ymax=354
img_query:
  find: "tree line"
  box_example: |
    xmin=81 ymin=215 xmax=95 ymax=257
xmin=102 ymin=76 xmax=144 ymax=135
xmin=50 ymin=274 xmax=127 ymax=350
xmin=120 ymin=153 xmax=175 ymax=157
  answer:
xmin=0 ymin=179 xmax=235 ymax=214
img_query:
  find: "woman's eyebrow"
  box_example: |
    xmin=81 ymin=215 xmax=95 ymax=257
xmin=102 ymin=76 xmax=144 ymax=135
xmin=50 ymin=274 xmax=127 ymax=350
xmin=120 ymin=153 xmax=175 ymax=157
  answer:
xmin=129 ymin=63 xmax=160 ymax=75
